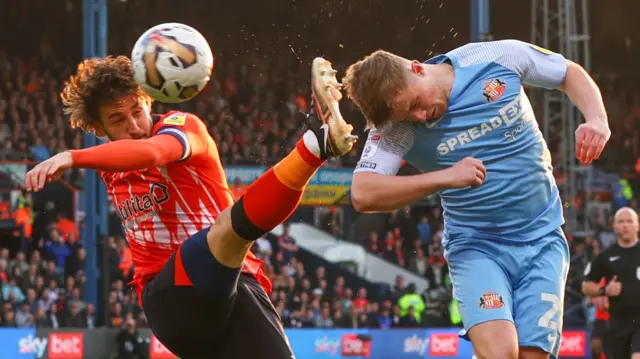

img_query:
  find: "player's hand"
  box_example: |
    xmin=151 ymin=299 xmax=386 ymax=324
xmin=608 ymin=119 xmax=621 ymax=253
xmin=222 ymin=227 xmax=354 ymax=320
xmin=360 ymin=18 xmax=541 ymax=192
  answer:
xmin=575 ymin=121 xmax=610 ymax=165
xmin=25 ymin=151 xmax=74 ymax=192
xmin=443 ymin=157 xmax=486 ymax=189
xmin=605 ymin=275 xmax=622 ymax=297
xmin=591 ymin=295 xmax=609 ymax=309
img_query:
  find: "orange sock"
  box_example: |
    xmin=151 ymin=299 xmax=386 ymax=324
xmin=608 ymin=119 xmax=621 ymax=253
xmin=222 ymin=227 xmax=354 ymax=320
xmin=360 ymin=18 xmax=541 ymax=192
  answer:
xmin=230 ymin=140 xmax=323 ymax=240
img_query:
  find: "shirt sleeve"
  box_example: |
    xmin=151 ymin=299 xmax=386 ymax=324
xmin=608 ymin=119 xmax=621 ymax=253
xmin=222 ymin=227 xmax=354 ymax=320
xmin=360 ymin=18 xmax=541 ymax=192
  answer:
xmin=354 ymin=123 xmax=415 ymax=176
xmin=449 ymin=39 xmax=568 ymax=90
xmin=584 ymin=254 xmax=608 ymax=283
xmin=153 ymin=112 xmax=209 ymax=162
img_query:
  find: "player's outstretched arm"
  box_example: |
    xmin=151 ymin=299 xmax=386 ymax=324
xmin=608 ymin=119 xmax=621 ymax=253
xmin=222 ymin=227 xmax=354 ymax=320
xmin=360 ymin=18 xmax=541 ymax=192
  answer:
xmin=559 ymin=61 xmax=611 ymax=165
xmin=24 ymin=135 xmax=183 ymax=192
xmin=352 ymin=157 xmax=486 ymax=213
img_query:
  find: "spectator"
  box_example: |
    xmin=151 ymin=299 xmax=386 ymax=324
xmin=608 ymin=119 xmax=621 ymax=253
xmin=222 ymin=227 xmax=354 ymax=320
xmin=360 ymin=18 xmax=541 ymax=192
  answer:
xmin=64 ymin=302 xmax=84 ymax=327
xmin=352 ymin=287 xmax=369 ymax=311
xmin=425 ymin=254 xmax=449 ymax=290
xmin=115 ymin=318 xmax=147 ymax=359
xmin=365 ymin=231 xmax=382 ymax=255
xmin=20 ymin=263 xmax=38 ymax=292
xmin=9 ymin=251 xmax=29 ymax=274
xmin=398 ymin=284 xmax=425 ymax=322
xmin=399 ymin=306 xmax=421 ymax=328
xmin=278 ymin=222 xmax=298 ymax=262
xmin=409 ymin=248 xmax=429 ymax=276
xmin=417 ymin=216 xmax=432 ymax=246
xmin=84 ymin=303 xmax=98 ymax=329
xmin=15 ymin=303 xmax=35 ymax=328
xmin=110 ymin=302 xmax=124 ymax=327
xmin=34 ymin=307 xmax=50 ymax=328
xmin=254 ymin=235 xmax=273 ymax=263
xmin=24 ymin=288 xmax=38 ymax=313
xmin=377 ymin=306 xmax=393 ymax=329
xmin=2 ymin=278 xmax=25 ymax=302
xmin=314 ymin=307 xmax=334 ymax=328
xmin=44 ymin=230 xmax=71 ymax=274
xmin=30 ymin=136 xmax=50 ymax=162
xmin=3 ymin=309 xmax=17 ymax=327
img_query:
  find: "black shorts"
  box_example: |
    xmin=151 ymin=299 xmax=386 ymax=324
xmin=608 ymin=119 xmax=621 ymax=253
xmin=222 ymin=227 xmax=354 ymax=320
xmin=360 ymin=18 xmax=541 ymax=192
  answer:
xmin=141 ymin=228 xmax=293 ymax=359
xmin=606 ymin=317 xmax=640 ymax=359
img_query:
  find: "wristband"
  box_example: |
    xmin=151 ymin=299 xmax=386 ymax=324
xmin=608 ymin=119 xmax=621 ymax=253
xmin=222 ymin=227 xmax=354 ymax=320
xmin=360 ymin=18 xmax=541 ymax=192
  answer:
xmin=599 ymin=286 xmax=606 ymax=296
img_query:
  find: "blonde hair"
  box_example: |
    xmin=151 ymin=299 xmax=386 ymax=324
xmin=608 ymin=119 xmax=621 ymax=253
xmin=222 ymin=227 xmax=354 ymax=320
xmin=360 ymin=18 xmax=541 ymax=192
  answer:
xmin=343 ymin=50 xmax=409 ymax=129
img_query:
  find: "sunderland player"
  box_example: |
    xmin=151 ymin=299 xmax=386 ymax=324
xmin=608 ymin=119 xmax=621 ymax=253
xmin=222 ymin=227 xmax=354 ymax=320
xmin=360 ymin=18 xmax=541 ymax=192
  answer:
xmin=24 ymin=56 xmax=356 ymax=359
xmin=343 ymin=40 xmax=610 ymax=359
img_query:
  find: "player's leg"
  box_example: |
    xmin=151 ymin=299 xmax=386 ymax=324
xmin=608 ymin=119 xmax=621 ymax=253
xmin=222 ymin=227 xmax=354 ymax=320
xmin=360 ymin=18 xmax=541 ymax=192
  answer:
xmin=207 ymin=57 xmax=356 ymax=270
xmin=631 ymin=324 xmax=640 ymax=359
xmin=143 ymin=58 xmax=355 ymax=359
xmin=444 ymin=240 xmax=518 ymax=359
xmin=605 ymin=322 xmax=632 ymax=359
xmin=511 ymin=229 xmax=570 ymax=359
xmin=590 ymin=319 xmax=607 ymax=359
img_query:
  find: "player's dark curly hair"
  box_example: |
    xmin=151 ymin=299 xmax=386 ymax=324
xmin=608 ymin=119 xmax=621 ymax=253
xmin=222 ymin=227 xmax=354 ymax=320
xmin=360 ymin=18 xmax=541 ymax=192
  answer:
xmin=61 ymin=56 xmax=153 ymax=132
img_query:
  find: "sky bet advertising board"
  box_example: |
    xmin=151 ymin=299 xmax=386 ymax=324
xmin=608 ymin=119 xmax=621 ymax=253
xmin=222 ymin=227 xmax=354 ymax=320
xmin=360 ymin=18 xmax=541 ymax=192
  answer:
xmin=284 ymin=328 xmax=589 ymax=359
xmin=226 ymin=166 xmax=353 ymax=205
xmin=0 ymin=328 xmax=588 ymax=359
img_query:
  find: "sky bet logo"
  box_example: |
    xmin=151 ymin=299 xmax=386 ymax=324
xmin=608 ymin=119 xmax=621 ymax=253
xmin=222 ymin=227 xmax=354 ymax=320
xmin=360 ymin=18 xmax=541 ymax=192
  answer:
xmin=18 ymin=333 xmax=83 ymax=359
xmin=404 ymin=334 xmax=429 ymax=355
xmin=118 ymin=182 xmax=170 ymax=220
xmin=19 ymin=334 xmax=48 ymax=358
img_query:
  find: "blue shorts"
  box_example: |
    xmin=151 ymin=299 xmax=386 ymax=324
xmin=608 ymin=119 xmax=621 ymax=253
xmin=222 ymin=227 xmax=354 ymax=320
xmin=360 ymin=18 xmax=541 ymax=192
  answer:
xmin=444 ymin=228 xmax=569 ymax=358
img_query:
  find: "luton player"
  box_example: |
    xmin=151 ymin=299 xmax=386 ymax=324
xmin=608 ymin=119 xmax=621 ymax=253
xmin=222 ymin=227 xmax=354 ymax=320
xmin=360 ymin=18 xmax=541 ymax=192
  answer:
xmin=24 ymin=56 xmax=356 ymax=359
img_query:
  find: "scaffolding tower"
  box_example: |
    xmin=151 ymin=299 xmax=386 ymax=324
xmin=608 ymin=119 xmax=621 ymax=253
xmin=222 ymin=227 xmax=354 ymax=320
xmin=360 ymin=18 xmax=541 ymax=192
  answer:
xmin=531 ymin=0 xmax=591 ymax=231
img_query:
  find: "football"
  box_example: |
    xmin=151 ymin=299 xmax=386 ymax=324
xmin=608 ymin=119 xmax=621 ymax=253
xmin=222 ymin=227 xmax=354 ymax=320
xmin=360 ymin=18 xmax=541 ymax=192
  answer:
xmin=131 ymin=23 xmax=214 ymax=103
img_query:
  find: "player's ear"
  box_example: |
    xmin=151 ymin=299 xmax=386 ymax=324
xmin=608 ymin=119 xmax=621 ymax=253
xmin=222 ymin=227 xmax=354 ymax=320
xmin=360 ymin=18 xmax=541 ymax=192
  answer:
xmin=88 ymin=121 xmax=107 ymax=138
xmin=410 ymin=60 xmax=425 ymax=76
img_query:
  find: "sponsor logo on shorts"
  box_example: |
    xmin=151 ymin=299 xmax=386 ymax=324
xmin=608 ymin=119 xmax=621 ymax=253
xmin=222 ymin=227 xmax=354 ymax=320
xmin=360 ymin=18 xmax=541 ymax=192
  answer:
xmin=482 ymin=78 xmax=506 ymax=102
xmin=479 ymin=291 xmax=504 ymax=309
xmin=340 ymin=334 xmax=372 ymax=357
xmin=150 ymin=335 xmax=178 ymax=359
xmin=48 ymin=333 xmax=84 ymax=359
xmin=558 ymin=331 xmax=587 ymax=357
xmin=429 ymin=333 xmax=458 ymax=356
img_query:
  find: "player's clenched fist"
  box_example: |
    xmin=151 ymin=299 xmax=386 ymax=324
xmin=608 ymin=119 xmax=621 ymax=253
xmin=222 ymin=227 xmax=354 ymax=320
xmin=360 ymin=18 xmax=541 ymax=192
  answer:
xmin=575 ymin=121 xmax=610 ymax=165
xmin=444 ymin=157 xmax=486 ymax=189
xmin=24 ymin=152 xmax=74 ymax=192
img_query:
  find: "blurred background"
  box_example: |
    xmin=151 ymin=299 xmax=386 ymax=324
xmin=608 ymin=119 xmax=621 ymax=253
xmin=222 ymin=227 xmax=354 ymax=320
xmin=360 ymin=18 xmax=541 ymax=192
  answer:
xmin=0 ymin=0 xmax=639 ymax=358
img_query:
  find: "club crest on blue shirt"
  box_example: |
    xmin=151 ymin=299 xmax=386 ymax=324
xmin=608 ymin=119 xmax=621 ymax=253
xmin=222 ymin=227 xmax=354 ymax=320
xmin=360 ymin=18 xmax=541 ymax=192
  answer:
xmin=482 ymin=78 xmax=506 ymax=102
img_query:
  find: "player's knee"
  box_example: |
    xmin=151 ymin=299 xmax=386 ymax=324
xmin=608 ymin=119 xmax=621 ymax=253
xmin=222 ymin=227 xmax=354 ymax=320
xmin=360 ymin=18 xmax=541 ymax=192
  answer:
xmin=180 ymin=225 xmax=241 ymax=301
xmin=469 ymin=320 xmax=518 ymax=359
xmin=474 ymin=345 xmax=518 ymax=359
xmin=518 ymin=347 xmax=550 ymax=359
xmin=206 ymin=207 xmax=254 ymax=268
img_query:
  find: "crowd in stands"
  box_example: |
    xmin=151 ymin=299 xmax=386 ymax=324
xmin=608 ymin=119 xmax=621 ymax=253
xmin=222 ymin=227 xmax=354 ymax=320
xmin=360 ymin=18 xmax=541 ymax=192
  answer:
xmin=2 ymin=5 xmax=640 ymax=331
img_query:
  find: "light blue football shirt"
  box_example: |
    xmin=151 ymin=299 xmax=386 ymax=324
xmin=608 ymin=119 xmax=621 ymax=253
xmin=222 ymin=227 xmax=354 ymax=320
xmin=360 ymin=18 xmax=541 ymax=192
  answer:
xmin=354 ymin=40 xmax=568 ymax=243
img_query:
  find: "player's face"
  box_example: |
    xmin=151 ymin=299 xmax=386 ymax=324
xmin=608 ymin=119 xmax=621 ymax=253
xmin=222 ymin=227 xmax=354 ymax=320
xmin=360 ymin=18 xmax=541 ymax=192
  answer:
xmin=613 ymin=209 xmax=639 ymax=242
xmin=97 ymin=94 xmax=153 ymax=141
xmin=390 ymin=61 xmax=448 ymax=124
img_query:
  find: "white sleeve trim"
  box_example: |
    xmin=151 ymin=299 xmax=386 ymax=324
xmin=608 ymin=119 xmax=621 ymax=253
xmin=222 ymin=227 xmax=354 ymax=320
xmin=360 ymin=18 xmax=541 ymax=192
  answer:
xmin=354 ymin=123 xmax=414 ymax=176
